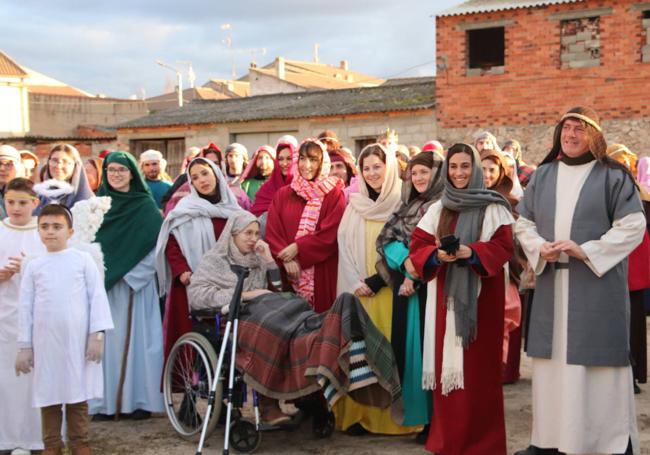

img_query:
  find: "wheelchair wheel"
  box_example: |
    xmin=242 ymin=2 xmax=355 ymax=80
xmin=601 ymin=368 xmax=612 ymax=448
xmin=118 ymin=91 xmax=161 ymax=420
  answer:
xmin=163 ymin=332 xmax=222 ymax=440
xmin=230 ymin=420 xmax=262 ymax=453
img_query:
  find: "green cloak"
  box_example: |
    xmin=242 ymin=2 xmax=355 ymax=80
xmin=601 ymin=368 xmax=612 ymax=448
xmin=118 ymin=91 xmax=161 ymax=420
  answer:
xmin=96 ymin=152 xmax=163 ymax=290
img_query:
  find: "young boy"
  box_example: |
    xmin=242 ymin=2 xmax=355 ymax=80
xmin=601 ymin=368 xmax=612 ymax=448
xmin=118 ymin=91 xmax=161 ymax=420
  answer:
xmin=0 ymin=178 xmax=44 ymax=455
xmin=15 ymin=203 xmax=114 ymax=455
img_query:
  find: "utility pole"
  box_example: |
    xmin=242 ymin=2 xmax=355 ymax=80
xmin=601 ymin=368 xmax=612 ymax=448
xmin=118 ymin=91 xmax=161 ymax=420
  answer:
xmin=156 ymin=60 xmax=183 ymax=107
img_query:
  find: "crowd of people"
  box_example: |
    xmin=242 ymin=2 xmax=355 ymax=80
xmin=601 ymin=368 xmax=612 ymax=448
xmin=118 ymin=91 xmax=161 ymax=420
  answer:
xmin=0 ymin=106 xmax=648 ymax=455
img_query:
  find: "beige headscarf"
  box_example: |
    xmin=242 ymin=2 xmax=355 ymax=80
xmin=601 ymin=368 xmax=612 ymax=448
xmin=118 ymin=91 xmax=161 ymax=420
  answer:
xmin=336 ymin=143 xmax=402 ymax=294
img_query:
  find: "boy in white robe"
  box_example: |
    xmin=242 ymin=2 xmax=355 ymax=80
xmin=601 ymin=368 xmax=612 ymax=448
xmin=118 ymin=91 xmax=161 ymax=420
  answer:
xmin=15 ymin=204 xmax=114 ymax=455
xmin=0 ymin=178 xmax=44 ymax=454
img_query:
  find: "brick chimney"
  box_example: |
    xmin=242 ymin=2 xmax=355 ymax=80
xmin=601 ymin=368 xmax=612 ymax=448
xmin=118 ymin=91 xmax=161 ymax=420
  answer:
xmin=340 ymin=60 xmax=349 ymax=71
xmin=276 ymin=57 xmax=286 ymax=80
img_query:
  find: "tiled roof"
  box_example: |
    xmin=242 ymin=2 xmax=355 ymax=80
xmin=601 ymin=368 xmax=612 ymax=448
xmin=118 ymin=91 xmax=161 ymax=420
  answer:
xmin=204 ymin=79 xmax=250 ymax=97
xmin=0 ymin=51 xmax=27 ymax=77
xmin=117 ymin=79 xmax=435 ymax=130
xmin=437 ymin=0 xmax=583 ymax=16
xmin=251 ymin=59 xmax=385 ymax=90
xmin=27 ymin=85 xmax=93 ymax=97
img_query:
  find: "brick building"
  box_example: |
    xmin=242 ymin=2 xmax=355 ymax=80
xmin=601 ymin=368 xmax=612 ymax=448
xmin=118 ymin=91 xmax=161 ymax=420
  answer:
xmin=434 ymin=0 xmax=650 ymax=160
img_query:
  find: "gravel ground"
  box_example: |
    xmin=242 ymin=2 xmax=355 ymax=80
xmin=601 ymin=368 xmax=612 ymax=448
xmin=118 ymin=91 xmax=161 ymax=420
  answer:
xmin=87 ymin=351 xmax=650 ymax=455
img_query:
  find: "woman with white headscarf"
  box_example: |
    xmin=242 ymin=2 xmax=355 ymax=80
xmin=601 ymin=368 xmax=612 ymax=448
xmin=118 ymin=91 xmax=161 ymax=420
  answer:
xmin=333 ymin=143 xmax=419 ymax=435
xmin=33 ymin=144 xmax=94 ymax=213
xmin=155 ymin=157 xmax=242 ymax=360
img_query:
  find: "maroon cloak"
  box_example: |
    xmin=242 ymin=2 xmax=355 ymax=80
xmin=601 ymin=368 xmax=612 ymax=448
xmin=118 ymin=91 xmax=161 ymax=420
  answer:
xmin=265 ymin=185 xmax=346 ymax=313
xmin=162 ymin=218 xmax=227 ymax=359
xmin=409 ymin=218 xmax=513 ymax=455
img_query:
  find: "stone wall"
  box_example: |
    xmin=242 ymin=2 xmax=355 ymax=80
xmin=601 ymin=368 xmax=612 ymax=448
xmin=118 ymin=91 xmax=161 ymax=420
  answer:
xmin=118 ymin=110 xmax=438 ymax=159
xmin=436 ymin=116 xmax=650 ymax=164
xmin=29 ymin=94 xmax=148 ymax=137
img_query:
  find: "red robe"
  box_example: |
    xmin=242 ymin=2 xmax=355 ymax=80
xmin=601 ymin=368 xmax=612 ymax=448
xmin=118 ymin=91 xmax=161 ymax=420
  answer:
xmin=409 ymin=219 xmax=513 ymax=455
xmin=162 ymin=217 xmax=227 ymax=359
xmin=265 ymin=185 xmax=346 ymax=313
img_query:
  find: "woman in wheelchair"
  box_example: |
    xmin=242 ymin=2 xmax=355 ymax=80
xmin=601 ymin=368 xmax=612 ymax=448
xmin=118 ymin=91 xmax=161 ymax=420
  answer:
xmin=188 ymin=211 xmax=405 ymax=429
xmin=187 ymin=211 xmax=289 ymax=424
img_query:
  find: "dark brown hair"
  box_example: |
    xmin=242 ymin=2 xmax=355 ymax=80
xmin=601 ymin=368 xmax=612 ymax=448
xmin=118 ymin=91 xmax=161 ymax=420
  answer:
xmin=298 ymin=141 xmax=324 ymax=180
xmin=38 ymin=203 xmax=73 ymax=228
xmin=358 ymin=144 xmax=387 ymax=169
xmin=437 ymin=143 xmax=475 ymax=239
xmin=6 ymin=177 xmax=37 ymax=198
xmin=48 ymin=144 xmax=78 ymax=160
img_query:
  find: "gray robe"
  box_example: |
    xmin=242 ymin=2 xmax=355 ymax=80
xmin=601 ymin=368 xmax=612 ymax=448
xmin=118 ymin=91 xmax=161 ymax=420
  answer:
xmin=517 ymin=160 xmax=642 ymax=366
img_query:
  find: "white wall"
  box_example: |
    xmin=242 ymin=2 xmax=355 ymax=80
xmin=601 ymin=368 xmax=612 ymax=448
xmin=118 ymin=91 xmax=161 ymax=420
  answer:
xmin=0 ymin=82 xmax=28 ymax=135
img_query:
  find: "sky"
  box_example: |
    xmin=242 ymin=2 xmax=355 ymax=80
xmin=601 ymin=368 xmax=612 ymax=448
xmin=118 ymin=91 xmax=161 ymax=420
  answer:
xmin=2 ymin=0 xmax=462 ymax=99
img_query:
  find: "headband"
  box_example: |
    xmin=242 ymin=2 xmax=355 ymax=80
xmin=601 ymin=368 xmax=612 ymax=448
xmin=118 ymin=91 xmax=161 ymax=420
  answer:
xmin=4 ymin=190 xmax=38 ymax=201
xmin=561 ymin=113 xmax=602 ymax=132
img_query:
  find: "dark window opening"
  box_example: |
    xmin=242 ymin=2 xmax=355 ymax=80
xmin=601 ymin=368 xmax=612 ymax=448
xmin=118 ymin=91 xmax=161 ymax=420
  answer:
xmin=643 ymin=10 xmax=650 ymax=19
xmin=467 ymin=27 xmax=505 ymax=69
xmin=355 ymin=138 xmax=376 ymax=157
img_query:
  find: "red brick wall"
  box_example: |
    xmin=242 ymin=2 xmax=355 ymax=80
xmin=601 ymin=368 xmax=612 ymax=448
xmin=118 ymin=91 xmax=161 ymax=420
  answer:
xmin=435 ymin=0 xmax=650 ymax=128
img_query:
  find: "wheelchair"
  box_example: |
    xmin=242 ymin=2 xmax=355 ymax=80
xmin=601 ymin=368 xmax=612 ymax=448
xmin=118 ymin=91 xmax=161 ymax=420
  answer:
xmin=162 ymin=265 xmax=334 ymax=454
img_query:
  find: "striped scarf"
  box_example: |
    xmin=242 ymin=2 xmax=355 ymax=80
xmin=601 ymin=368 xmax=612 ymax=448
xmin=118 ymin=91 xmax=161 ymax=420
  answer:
xmin=290 ymin=172 xmax=340 ymax=304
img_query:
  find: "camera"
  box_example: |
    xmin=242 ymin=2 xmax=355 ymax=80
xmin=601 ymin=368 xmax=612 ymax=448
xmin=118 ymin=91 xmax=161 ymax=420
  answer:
xmin=439 ymin=234 xmax=460 ymax=255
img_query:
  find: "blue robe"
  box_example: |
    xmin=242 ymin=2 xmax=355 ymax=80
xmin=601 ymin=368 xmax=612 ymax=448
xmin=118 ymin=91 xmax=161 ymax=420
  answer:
xmin=89 ymin=251 xmax=164 ymax=414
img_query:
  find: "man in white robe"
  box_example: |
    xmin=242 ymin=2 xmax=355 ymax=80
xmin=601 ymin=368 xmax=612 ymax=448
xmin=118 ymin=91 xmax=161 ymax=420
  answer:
xmin=514 ymin=107 xmax=643 ymax=455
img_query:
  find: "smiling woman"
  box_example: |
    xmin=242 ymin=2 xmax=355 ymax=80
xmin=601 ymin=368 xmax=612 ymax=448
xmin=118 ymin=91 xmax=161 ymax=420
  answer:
xmin=334 ymin=143 xmax=420 ymax=435
xmin=408 ymin=143 xmax=514 ymax=455
xmin=375 ymin=151 xmax=445 ymax=434
xmin=90 ymin=151 xmax=165 ymax=420
xmin=154 ymin=157 xmax=242 ymax=361
xmin=265 ymin=139 xmax=346 ymax=313
xmin=34 ymin=144 xmax=94 ymax=213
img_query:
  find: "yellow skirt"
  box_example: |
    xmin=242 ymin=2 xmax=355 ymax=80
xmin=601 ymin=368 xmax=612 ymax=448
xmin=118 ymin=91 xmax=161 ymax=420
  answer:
xmin=333 ymin=287 xmax=419 ymax=435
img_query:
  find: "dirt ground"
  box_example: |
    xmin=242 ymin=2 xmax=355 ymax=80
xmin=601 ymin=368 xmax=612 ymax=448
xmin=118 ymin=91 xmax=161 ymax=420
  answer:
xmin=87 ymin=349 xmax=650 ymax=455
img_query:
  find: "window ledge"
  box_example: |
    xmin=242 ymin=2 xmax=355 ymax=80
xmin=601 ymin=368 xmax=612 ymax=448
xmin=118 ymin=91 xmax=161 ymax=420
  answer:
xmin=466 ymin=66 xmax=505 ymax=76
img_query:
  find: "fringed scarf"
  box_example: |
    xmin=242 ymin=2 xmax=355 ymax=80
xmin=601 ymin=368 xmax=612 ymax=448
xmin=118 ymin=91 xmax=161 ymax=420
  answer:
xmin=289 ymin=142 xmax=341 ymax=304
xmin=376 ymin=151 xmax=445 ymax=283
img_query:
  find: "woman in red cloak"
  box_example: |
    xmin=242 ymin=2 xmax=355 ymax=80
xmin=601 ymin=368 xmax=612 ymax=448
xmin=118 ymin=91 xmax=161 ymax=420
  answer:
xmin=265 ymin=139 xmax=346 ymax=313
xmin=409 ymin=143 xmax=514 ymax=455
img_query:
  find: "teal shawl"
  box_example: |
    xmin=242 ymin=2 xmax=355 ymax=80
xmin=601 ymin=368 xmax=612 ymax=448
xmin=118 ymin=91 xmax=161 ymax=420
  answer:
xmin=96 ymin=152 xmax=163 ymax=289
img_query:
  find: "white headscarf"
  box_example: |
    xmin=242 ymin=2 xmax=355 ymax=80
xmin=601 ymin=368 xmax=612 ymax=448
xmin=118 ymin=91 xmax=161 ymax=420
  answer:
xmin=155 ymin=157 xmax=242 ymax=295
xmin=336 ymin=143 xmax=402 ymax=294
xmin=139 ymin=149 xmax=168 ymax=173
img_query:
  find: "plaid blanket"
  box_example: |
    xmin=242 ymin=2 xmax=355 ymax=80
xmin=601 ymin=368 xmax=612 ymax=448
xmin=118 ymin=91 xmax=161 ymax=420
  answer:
xmin=236 ymin=292 xmax=404 ymax=423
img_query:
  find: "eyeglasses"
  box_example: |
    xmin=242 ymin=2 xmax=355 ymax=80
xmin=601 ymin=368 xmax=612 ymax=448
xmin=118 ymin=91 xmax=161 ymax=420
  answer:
xmin=0 ymin=160 xmax=16 ymax=169
xmin=50 ymin=158 xmax=75 ymax=167
xmin=106 ymin=167 xmax=130 ymax=175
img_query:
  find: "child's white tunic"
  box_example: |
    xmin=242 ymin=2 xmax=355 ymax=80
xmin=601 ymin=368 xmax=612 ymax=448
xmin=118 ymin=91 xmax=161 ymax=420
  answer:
xmin=18 ymin=248 xmax=114 ymax=407
xmin=0 ymin=218 xmax=45 ymax=450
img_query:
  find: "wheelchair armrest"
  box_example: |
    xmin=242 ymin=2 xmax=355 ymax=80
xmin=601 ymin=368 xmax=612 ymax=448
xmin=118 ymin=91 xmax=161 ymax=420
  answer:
xmin=190 ymin=308 xmax=221 ymax=320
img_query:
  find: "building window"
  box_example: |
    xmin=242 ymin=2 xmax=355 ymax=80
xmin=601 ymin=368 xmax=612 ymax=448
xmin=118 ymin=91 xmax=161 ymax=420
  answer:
xmin=560 ymin=17 xmax=600 ymax=69
xmin=354 ymin=137 xmax=376 ymax=157
xmin=130 ymin=138 xmax=186 ymax=178
xmin=641 ymin=10 xmax=650 ymax=62
xmin=466 ymin=27 xmax=505 ymax=75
